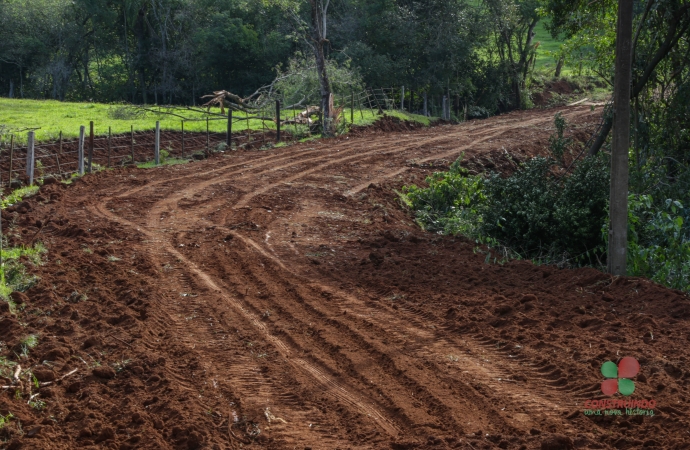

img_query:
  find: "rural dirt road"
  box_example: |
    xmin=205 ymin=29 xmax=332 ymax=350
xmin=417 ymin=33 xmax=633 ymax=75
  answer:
xmin=1 ymin=106 xmax=689 ymax=450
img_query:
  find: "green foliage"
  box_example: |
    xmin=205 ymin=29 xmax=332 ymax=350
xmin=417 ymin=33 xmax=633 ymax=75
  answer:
xmin=624 ymin=195 xmax=690 ymax=291
xmin=401 ymin=155 xmax=485 ymax=236
xmin=403 ymin=154 xmax=609 ymax=264
xmin=274 ymin=54 xmax=365 ymax=106
xmin=482 ymin=155 xmax=609 ymax=261
xmin=0 ymin=412 xmax=13 ymax=429
xmin=548 ymin=112 xmax=571 ymax=164
xmin=0 ymin=185 xmax=39 ymax=208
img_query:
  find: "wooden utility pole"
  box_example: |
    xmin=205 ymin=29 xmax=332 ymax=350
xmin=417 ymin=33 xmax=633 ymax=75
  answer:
xmin=608 ymin=0 xmax=634 ymax=276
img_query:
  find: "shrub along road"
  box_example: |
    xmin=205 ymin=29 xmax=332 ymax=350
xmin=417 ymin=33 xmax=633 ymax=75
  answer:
xmin=1 ymin=105 xmax=689 ymax=449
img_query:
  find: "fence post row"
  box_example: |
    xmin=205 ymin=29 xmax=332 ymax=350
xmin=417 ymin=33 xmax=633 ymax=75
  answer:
xmin=155 ymin=121 xmax=160 ymax=165
xmin=26 ymin=131 xmax=35 ymax=185
xmin=78 ymin=126 xmax=85 ymax=175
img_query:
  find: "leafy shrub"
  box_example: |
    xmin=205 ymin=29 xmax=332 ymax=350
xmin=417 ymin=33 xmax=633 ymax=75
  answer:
xmin=402 ymin=153 xmax=609 ymax=264
xmin=625 ymin=195 xmax=690 ymax=291
xmin=401 ymin=157 xmax=485 ymax=236
xmin=548 ymin=112 xmax=572 ymax=165
xmin=482 ymin=155 xmax=609 ymax=262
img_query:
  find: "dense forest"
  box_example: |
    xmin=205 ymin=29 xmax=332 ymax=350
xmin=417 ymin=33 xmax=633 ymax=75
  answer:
xmin=0 ymin=0 xmax=560 ymax=113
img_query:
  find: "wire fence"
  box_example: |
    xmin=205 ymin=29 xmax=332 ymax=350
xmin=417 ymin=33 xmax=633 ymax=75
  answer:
xmin=0 ymin=86 xmax=446 ymax=187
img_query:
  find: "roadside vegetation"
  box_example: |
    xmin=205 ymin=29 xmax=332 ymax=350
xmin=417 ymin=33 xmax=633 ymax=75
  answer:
xmin=402 ymin=113 xmax=690 ymax=293
xmin=0 ymin=184 xmax=46 ymax=309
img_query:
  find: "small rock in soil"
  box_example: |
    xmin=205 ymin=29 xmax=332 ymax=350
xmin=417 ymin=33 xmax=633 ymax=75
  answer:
xmin=92 ymin=366 xmax=116 ymax=379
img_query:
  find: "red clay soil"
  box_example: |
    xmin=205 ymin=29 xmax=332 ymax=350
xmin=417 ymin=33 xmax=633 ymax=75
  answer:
xmin=1 ymin=104 xmax=688 ymax=450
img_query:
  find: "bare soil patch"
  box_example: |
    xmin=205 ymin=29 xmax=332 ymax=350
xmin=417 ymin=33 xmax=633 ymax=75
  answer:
xmin=1 ymin=104 xmax=687 ymax=450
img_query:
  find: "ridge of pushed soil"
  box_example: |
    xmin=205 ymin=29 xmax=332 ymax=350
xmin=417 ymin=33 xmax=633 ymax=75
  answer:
xmin=1 ymin=105 xmax=688 ymax=450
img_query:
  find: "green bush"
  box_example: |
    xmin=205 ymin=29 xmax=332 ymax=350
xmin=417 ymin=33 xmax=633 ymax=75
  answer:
xmin=548 ymin=112 xmax=572 ymax=165
xmin=482 ymin=155 xmax=609 ymax=261
xmin=401 ymin=157 xmax=485 ymax=236
xmin=624 ymin=195 xmax=690 ymax=291
xmin=402 ymin=153 xmax=609 ymax=264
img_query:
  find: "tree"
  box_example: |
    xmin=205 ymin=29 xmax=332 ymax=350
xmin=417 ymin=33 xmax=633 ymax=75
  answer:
xmin=609 ymin=0 xmax=633 ymax=276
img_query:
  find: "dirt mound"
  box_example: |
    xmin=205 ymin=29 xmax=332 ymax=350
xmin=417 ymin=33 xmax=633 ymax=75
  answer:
xmin=1 ymin=105 xmax=687 ymax=449
xmin=350 ymin=115 xmax=425 ymax=135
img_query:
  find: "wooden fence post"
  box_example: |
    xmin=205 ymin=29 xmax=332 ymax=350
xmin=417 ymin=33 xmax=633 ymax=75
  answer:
xmin=227 ymin=110 xmax=232 ymax=147
xmin=155 ymin=121 xmax=160 ymax=165
xmin=8 ymin=135 xmax=13 ymax=184
xmin=181 ymin=121 xmax=185 ymax=157
xmin=276 ymin=100 xmax=281 ymax=143
xmin=78 ymin=126 xmax=85 ymax=175
xmin=27 ymin=131 xmax=35 ymax=185
xmin=107 ymin=126 xmax=112 ymax=168
xmin=88 ymin=121 xmax=94 ymax=173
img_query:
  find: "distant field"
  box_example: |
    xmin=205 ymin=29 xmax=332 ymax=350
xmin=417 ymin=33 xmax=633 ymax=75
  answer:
xmin=0 ymin=98 xmax=432 ymax=144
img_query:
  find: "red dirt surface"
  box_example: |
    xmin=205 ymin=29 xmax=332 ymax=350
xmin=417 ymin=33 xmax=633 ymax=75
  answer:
xmin=1 ymin=104 xmax=689 ymax=450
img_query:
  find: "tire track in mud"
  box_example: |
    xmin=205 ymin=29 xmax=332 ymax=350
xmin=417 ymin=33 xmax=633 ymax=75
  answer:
xmin=89 ymin=106 xmax=596 ymax=446
xmin=213 ymin=231 xmax=576 ymax=434
xmin=89 ymin=201 xmax=402 ymax=441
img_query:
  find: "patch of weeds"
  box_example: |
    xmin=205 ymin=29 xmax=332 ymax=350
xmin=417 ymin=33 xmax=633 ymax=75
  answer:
xmin=28 ymin=399 xmax=46 ymax=411
xmin=19 ymin=334 xmax=39 ymax=357
xmin=0 ymin=412 xmax=14 ymax=429
xmin=113 ymin=359 xmax=131 ymax=373
xmin=0 ymin=185 xmax=40 ymax=209
xmin=66 ymin=290 xmax=87 ymax=303
xmin=0 ymin=356 xmax=17 ymax=378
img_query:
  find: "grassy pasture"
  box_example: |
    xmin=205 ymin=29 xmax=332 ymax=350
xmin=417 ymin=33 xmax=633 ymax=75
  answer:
xmin=0 ymin=98 xmax=434 ymax=144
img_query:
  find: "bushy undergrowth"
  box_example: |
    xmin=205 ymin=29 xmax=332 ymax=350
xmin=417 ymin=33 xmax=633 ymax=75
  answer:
xmin=403 ymin=150 xmax=690 ymax=292
xmin=623 ymin=195 xmax=690 ymax=291
xmin=402 ymin=154 xmax=610 ymax=265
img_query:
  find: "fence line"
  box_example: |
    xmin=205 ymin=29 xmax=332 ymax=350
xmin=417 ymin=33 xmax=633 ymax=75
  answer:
xmin=0 ymin=86 xmax=441 ymax=187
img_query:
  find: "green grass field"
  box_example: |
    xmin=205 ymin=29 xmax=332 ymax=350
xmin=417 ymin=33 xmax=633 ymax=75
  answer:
xmin=0 ymin=98 xmax=435 ymax=144
xmin=533 ymin=22 xmax=562 ymax=72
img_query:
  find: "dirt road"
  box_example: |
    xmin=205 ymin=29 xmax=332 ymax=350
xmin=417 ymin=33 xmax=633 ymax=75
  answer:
xmin=1 ymin=106 xmax=689 ymax=449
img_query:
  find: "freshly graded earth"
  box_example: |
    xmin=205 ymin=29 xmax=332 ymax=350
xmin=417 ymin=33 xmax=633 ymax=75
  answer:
xmin=1 ymin=105 xmax=688 ymax=449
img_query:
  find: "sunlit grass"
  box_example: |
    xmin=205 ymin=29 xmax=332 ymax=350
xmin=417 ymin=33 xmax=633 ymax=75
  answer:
xmin=0 ymin=98 xmax=437 ymax=145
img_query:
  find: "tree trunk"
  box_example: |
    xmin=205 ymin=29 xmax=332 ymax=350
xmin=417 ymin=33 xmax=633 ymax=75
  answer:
xmin=310 ymin=0 xmax=332 ymax=136
xmin=554 ymin=56 xmax=564 ymax=77
xmin=608 ymin=0 xmax=634 ymax=276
